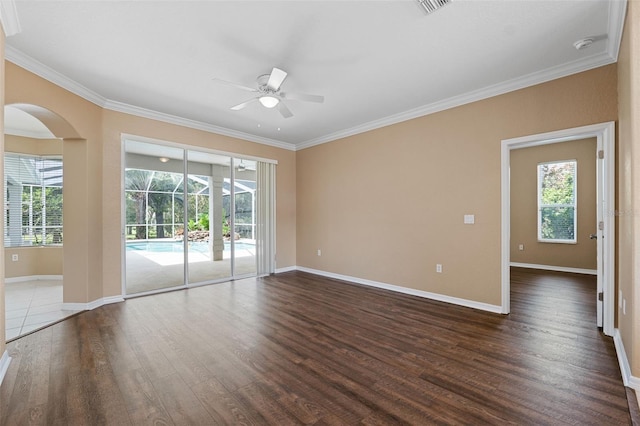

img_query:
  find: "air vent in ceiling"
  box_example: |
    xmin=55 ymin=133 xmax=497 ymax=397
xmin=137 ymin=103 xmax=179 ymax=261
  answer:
xmin=417 ymin=0 xmax=452 ymax=15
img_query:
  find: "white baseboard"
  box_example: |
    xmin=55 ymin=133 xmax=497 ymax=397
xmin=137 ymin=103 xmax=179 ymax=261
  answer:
xmin=62 ymin=295 xmax=124 ymax=312
xmin=510 ymin=262 xmax=597 ymax=275
xmin=5 ymin=275 xmax=63 ymax=284
xmin=275 ymin=265 xmax=297 ymax=273
xmin=0 ymin=350 xmax=11 ymax=387
xmin=613 ymin=328 xmax=640 ymax=406
xmin=295 ymin=266 xmax=503 ymax=314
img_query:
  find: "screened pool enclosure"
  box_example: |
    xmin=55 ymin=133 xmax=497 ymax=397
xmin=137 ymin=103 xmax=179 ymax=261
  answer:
xmin=125 ymin=170 xmax=256 ymax=242
xmin=124 ymin=140 xmax=275 ymax=295
xmin=4 ymin=154 xmax=63 ymax=247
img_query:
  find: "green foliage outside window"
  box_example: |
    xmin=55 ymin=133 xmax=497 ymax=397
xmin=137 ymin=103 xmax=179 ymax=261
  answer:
xmin=538 ymin=161 xmax=576 ymax=242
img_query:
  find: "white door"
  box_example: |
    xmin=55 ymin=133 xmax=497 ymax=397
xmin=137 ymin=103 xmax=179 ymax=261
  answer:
xmin=595 ymin=142 xmax=604 ymax=329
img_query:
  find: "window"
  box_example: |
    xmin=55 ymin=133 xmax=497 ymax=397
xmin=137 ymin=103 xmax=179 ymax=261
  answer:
xmin=537 ymin=160 xmax=576 ymax=243
xmin=4 ymin=154 xmax=63 ymax=247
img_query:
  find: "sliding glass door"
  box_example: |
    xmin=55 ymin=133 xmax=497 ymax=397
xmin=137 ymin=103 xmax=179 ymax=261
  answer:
xmin=232 ymin=159 xmax=257 ymax=277
xmin=186 ymin=151 xmax=232 ymax=285
xmin=124 ymin=144 xmax=185 ymax=294
xmin=124 ymin=140 xmax=272 ymax=296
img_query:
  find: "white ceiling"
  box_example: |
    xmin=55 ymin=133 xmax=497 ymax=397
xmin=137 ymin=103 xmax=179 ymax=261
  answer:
xmin=3 ymin=1 xmax=626 ymax=150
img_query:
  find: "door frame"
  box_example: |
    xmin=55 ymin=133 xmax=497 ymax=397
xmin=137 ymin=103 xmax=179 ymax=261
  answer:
xmin=501 ymin=121 xmax=615 ymax=336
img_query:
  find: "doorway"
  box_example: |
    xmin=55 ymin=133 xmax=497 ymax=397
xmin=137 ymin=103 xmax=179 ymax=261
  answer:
xmin=3 ymin=105 xmax=80 ymax=340
xmin=123 ymin=138 xmax=274 ymax=296
xmin=501 ymin=122 xmax=615 ymax=336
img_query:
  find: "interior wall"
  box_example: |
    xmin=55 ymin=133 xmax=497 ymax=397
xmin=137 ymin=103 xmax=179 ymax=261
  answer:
xmin=3 ymin=134 xmax=64 ymax=278
xmin=617 ymin=0 xmax=639 ymax=379
xmin=102 ymin=110 xmax=296 ymax=298
xmin=0 ymin=26 xmax=6 ymax=358
xmin=510 ymin=138 xmax=597 ymax=270
xmin=4 ymin=62 xmax=296 ymax=306
xmin=296 ymin=64 xmax=617 ymax=307
xmin=4 ymin=247 xmax=63 ymax=278
xmin=5 ymin=62 xmax=103 ymax=305
xmin=5 ymin=134 xmax=62 ymax=155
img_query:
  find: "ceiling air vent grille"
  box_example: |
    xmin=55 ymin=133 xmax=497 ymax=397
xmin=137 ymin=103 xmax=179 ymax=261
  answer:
xmin=417 ymin=0 xmax=451 ymax=15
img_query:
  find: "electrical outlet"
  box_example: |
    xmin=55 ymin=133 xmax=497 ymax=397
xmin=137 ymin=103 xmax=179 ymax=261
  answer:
xmin=436 ymin=264 xmax=442 ymax=273
xmin=11 ymin=254 xmax=18 ymax=262
xmin=518 ymin=244 xmax=524 ymax=251
xmin=317 ymin=249 xmax=321 ymax=256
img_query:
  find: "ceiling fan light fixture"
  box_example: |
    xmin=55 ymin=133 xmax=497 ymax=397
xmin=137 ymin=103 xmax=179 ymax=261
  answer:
xmin=417 ymin=0 xmax=451 ymax=15
xmin=259 ymin=95 xmax=280 ymax=108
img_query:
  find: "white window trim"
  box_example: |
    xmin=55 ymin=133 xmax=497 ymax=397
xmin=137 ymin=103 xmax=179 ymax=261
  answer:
xmin=536 ymin=159 xmax=577 ymax=244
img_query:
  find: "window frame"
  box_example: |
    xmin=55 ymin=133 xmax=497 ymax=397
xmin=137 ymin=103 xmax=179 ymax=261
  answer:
xmin=4 ymin=153 xmax=63 ymax=248
xmin=537 ymin=159 xmax=577 ymax=244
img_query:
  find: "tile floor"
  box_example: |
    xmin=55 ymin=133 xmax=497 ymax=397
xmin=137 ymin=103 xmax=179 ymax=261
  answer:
xmin=4 ymin=279 xmax=82 ymax=341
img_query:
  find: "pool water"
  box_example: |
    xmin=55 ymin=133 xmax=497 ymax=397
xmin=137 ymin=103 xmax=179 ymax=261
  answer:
xmin=127 ymin=241 xmax=254 ymax=254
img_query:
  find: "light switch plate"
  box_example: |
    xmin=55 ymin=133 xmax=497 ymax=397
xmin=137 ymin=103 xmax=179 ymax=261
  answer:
xmin=464 ymin=214 xmax=475 ymax=224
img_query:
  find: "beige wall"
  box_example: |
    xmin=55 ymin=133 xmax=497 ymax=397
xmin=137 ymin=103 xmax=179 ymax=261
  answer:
xmin=101 ymin=110 xmax=296 ymax=297
xmin=296 ymin=64 xmax=617 ymax=307
xmin=617 ymin=0 xmax=640 ymax=379
xmin=5 ymin=134 xmax=62 ymax=155
xmin=3 ymin=135 xmax=63 ymax=279
xmin=5 ymin=62 xmax=104 ymax=304
xmin=510 ymin=138 xmax=597 ymax=270
xmin=0 ymin=26 xmax=5 ymax=359
xmin=4 ymin=247 xmax=63 ymax=278
xmin=3 ymin=62 xmax=297 ymax=305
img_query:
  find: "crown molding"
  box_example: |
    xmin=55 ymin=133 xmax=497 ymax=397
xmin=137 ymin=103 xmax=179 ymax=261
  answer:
xmin=5 ymin=45 xmax=108 ymax=106
xmin=0 ymin=0 xmax=20 ymax=37
xmin=4 ymin=0 xmax=626 ymax=153
xmin=4 ymin=126 xmax=56 ymax=140
xmin=295 ymin=51 xmax=616 ymax=150
xmin=606 ymin=0 xmax=627 ymax=62
xmin=296 ymin=1 xmax=627 ymax=150
xmin=104 ymin=100 xmax=296 ymax=151
xmin=5 ymin=46 xmax=296 ymax=151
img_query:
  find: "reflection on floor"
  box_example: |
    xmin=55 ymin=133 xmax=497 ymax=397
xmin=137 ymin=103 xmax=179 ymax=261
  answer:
xmin=4 ymin=279 xmax=81 ymax=341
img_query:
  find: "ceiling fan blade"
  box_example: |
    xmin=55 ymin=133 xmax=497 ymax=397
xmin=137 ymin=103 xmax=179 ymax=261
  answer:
xmin=230 ymin=98 xmax=257 ymax=111
xmin=267 ymin=67 xmax=288 ymax=91
xmin=280 ymin=92 xmax=324 ymax=103
xmin=212 ymin=78 xmax=258 ymax=93
xmin=276 ymin=101 xmax=293 ymax=118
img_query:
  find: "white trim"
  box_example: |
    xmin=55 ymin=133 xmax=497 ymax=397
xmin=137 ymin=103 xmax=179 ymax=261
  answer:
xmin=296 ymin=52 xmax=616 ymax=150
xmin=502 ymin=122 xmax=616 ymax=336
xmin=4 ymin=126 xmax=56 ymax=140
xmin=107 ymin=100 xmax=295 ymax=151
xmin=122 ymin=133 xmax=278 ymax=165
xmin=0 ymin=0 xmax=20 ymax=37
xmin=275 ymin=265 xmax=297 ymax=273
xmin=510 ymin=263 xmax=597 ymax=276
xmin=4 ymin=47 xmax=295 ymax=152
xmin=5 ymin=0 xmax=627 ymax=153
xmin=296 ymin=266 xmax=502 ymax=314
xmin=5 ymin=275 xmax=63 ymax=284
xmin=607 ymin=0 xmax=628 ymax=62
xmin=5 ymin=46 xmax=105 ymax=106
xmin=62 ymin=296 xmax=124 ymax=312
xmin=613 ymin=329 xmax=640 ymax=394
xmin=0 ymin=350 xmax=11 ymax=387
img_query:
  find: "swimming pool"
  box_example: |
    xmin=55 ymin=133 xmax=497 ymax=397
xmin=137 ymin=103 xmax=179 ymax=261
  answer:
xmin=126 ymin=240 xmax=254 ymax=254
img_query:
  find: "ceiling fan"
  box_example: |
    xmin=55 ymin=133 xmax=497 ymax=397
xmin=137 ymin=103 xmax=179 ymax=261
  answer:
xmin=213 ymin=67 xmax=324 ymax=118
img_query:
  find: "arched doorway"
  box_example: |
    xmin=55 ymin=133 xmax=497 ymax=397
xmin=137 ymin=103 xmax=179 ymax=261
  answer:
xmin=3 ymin=104 xmax=83 ymax=340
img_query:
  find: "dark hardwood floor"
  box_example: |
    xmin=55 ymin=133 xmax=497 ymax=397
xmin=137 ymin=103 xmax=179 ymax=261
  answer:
xmin=0 ymin=268 xmax=632 ymax=425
